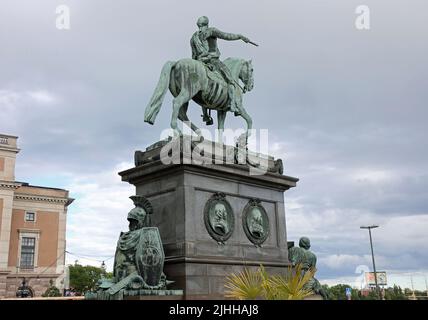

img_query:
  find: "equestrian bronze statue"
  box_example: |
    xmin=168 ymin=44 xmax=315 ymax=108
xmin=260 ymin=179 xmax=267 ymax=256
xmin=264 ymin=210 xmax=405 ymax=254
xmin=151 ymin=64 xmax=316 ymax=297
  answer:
xmin=144 ymin=16 xmax=257 ymax=140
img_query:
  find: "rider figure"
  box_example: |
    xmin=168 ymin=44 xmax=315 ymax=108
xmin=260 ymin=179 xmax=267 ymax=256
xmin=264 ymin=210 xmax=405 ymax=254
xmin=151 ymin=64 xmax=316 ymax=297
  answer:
xmin=190 ymin=16 xmax=251 ymax=124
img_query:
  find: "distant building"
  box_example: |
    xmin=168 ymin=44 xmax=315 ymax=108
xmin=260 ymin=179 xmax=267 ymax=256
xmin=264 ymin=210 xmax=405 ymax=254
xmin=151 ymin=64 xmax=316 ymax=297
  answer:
xmin=0 ymin=134 xmax=73 ymax=298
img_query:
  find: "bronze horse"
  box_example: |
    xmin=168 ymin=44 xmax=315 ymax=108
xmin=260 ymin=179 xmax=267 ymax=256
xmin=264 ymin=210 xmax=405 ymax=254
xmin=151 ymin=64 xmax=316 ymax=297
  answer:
xmin=144 ymin=57 xmax=254 ymax=140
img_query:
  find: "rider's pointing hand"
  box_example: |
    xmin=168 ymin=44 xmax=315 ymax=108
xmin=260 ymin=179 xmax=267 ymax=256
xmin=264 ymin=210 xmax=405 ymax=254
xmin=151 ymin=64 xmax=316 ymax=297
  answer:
xmin=239 ymin=35 xmax=250 ymax=43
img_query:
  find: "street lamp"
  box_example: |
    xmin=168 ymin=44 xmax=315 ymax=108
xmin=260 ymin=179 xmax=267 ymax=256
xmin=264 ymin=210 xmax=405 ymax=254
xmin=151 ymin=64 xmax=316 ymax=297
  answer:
xmin=360 ymin=225 xmax=381 ymax=299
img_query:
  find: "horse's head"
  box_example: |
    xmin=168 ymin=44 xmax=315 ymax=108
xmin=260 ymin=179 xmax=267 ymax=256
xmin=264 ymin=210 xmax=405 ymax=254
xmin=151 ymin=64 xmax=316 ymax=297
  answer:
xmin=224 ymin=58 xmax=254 ymax=93
xmin=240 ymin=59 xmax=254 ymax=92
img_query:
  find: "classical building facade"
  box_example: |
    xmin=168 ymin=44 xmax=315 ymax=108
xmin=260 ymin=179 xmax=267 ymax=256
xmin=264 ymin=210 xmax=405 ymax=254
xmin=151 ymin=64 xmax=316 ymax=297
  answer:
xmin=0 ymin=134 xmax=73 ymax=298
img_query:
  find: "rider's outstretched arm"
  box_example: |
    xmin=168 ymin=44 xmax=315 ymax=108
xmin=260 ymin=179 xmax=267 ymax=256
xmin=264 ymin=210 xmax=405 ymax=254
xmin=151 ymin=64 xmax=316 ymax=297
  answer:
xmin=209 ymin=28 xmax=250 ymax=43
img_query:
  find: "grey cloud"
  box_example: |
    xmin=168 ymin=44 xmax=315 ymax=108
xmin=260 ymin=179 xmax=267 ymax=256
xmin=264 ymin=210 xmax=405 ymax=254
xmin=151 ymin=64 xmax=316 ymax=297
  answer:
xmin=1 ymin=0 xmax=427 ymax=282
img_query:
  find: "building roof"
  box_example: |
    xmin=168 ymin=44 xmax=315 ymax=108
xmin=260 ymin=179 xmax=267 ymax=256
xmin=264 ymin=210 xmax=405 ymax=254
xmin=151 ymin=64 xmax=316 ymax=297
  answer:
xmin=16 ymin=182 xmax=68 ymax=192
xmin=14 ymin=182 xmax=72 ymax=203
xmin=0 ymin=133 xmax=19 ymax=139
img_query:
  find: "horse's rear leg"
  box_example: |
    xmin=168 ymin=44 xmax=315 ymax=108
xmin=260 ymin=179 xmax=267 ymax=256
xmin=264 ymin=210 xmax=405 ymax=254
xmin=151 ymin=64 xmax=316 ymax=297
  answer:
xmin=178 ymin=103 xmax=204 ymax=141
xmin=171 ymin=90 xmax=191 ymax=137
xmin=217 ymin=110 xmax=227 ymax=144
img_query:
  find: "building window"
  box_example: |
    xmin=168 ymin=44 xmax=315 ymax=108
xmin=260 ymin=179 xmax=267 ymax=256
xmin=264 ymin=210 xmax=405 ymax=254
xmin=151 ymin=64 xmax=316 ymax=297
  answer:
xmin=25 ymin=212 xmax=35 ymax=222
xmin=20 ymin=237 xmax=36 ymax=269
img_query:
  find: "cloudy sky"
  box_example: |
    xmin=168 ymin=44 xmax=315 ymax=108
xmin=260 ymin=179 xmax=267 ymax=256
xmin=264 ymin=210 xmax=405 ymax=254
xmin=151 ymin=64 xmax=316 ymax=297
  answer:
xmin=1 ymin=0 xmax=427 ymax=289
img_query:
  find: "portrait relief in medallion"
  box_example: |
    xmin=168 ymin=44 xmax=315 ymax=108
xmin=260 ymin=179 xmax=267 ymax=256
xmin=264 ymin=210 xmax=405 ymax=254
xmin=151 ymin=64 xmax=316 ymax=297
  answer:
xmin=203 ymin=192 xmax=234 ymax=244
xmin=242 ymin=198 xmax=270 ymax=246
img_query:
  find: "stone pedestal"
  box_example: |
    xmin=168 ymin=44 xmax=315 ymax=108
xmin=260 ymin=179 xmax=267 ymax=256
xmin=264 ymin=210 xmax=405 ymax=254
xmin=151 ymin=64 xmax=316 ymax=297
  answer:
xmin=125 ymin=294 xmax=184 ymax=300
xmin=119 ymin=138 xmax=298 ymax=299
xmin=0 ymin=272 xmax=8 ymax=298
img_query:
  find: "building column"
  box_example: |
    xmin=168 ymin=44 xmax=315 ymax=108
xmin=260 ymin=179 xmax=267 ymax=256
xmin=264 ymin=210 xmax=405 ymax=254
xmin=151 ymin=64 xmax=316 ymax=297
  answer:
xmin=0 ymin=187 xmax=17 ymax=271
xmin=0 ymin=185 xmax=19 ymax=298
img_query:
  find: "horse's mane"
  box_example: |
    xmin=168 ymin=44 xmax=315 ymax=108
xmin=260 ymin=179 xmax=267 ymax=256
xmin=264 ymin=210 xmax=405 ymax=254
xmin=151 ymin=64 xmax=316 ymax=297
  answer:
xmin=223 ymin=57 xmax=247 ymax=80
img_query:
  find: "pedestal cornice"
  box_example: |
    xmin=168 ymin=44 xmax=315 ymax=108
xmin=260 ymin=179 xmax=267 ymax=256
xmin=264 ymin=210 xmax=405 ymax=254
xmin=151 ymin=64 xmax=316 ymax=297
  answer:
xmin=120 ymin=161 xmax=298 ymax=191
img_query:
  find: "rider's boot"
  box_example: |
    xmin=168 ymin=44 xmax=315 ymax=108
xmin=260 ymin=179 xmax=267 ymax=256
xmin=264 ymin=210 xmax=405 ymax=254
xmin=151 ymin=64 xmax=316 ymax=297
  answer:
xmin=201 ymin=107 xmax=213 ymax=125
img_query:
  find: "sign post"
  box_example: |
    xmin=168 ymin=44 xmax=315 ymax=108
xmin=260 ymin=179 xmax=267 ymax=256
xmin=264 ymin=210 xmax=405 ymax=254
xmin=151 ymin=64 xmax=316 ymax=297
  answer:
xmin=345 ymin=287 xmax=352 ymax=300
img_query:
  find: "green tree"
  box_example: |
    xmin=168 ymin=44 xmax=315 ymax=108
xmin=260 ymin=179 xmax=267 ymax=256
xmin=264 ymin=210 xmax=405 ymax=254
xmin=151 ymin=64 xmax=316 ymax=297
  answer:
xmin=42 ymin=279 xmax=62 ymax=297
xmin=327 ymin=284 xmax=349 ymax=300
xmin=321 ymin=284 xmax=330 ymax=298
xmin=414 ymin=289 xmax=427 ymax=299
xmin=384 ymin=285 xmax=407 ymax=300
xmin=359 ymin=289 xmax=379 ymax=300
xmin=69 ymin=264 xmax=107 ymax=295
xmin=322 ymin=284 xmax=414 ymax=300
xmin=351 ymin=288 xmax=361 ymax=300
xmin=404 ymin=288 xmax=414 ymax=297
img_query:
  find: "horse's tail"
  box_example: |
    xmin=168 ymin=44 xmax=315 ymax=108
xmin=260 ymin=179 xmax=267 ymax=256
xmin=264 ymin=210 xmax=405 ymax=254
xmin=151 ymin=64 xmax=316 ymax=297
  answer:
xmin=144 ymin=61 xmax=175 ymax=124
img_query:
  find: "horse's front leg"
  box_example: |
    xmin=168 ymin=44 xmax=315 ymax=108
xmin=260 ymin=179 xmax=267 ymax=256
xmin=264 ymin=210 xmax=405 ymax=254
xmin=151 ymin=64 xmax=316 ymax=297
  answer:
xmin=178 ymin=103 xmax=204 ymax=142
xmin=239 ymin=107 xmax=253 ymax=143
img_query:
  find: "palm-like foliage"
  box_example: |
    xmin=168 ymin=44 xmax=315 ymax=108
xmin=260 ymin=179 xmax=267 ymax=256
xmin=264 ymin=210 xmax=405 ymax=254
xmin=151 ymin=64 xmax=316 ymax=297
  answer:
xmin=267 ymin=264 xmax=315 ymax=300
xmin=224 ymin=267 xmax=263 ymax=300
xmin=259 ymin=265 xmax=279 ymax=300
xmin=224 ymin=264 xmax=315 ymax=300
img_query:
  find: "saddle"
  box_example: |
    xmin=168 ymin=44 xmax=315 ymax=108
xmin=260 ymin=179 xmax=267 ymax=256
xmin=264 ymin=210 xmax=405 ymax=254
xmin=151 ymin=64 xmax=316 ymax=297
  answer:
xmin=203 ymin=62 xmax=228 ymax=87
xmin=198 ymin=59 xmax=242 ymax=113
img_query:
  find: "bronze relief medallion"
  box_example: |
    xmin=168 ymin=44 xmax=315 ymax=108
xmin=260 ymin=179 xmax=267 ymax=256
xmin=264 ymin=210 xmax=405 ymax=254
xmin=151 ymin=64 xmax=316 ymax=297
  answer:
xmin=242 ymin=199 xmax=270 ymax=246
xmin=203 ymin=192 xmax=234 ymax=244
